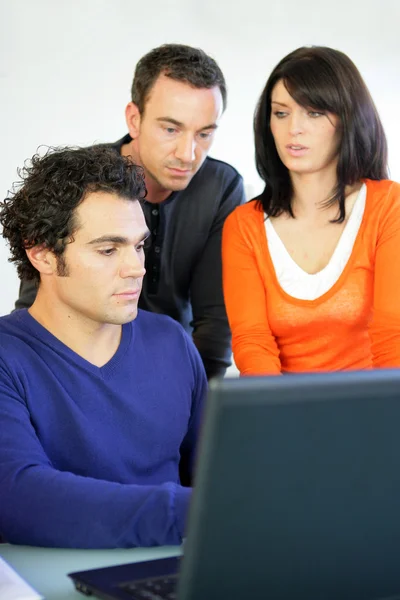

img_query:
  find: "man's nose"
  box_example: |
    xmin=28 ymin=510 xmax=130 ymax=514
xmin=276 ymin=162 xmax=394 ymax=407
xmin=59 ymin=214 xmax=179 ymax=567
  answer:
xmin=174 ymin=133 xmax=196 ymax=164
xmin=120 ymin=251 xmax=146 ymax=279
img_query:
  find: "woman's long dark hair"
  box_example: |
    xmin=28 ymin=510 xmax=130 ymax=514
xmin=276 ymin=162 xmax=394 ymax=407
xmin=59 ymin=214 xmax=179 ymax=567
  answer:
xmin=254 ymin=46 xmax=388 ymax=222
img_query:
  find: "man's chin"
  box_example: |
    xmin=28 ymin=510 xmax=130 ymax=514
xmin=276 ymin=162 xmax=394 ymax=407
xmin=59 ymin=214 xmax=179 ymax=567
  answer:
xmin=169 ymin=180 xmax=192 ymax=192
xmin=122 ymin=308 xmax=139 ymax=324
xmin=105 ymin=308 xmax=139 ymax=325
xmin=146 ymin=165 xmax=199 ymax=193
xmin=164 ymin=165 xmax=200 ymax=188
xmin=164 ymin=173 xmax=196 ymax=191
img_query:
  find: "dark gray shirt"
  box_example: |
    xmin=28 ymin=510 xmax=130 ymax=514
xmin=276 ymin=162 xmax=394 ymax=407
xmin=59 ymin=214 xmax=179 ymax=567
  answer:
xmin=14 ymin=134 xmax=246 ymax=379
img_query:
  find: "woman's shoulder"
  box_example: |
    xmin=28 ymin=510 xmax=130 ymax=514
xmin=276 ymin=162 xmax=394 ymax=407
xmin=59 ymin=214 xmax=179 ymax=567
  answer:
xmin=223 ymin=198 xmax=266 ymax=248
xmin=364 ymin=179 xmax=400 ymax=234
xmin=365 ymin=178 xmax=400 ymax=202
xmin=226 ymin=198 xmax=264 ymax=224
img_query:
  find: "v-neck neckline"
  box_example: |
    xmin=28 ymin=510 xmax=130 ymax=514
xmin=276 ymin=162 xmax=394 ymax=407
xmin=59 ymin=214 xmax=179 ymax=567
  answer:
xmin=261 ymin=181 xmax=370 ymax=306
xmin=265 ymin=184 xmax=365 ymax=278
xmin=20 ymin=310 xmax=133 ymax=379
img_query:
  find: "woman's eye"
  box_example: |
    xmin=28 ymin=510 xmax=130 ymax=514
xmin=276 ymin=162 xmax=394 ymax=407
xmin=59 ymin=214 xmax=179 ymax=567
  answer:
xmin=308 ymin=111 xmax=324 ymax=118
xmin=274 ymin=111 xmax=287 ymax=119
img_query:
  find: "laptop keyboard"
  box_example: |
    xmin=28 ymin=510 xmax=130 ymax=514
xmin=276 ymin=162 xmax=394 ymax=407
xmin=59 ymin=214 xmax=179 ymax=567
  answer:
xmin=119 ymin=573 xmax=178 ymax=599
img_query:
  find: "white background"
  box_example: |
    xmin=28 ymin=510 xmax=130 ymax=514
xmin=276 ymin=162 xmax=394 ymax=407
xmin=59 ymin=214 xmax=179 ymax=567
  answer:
xmin=1 ymin=0 xmax=399 ymax=315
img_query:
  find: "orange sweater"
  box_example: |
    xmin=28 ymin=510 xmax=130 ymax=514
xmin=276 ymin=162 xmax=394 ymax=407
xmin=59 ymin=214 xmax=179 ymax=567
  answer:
xmin=222 ymin=179 xmax=400 ymax=375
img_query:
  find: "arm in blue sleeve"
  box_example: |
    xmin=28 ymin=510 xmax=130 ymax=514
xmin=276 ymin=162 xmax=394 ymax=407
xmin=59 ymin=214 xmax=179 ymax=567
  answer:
xmin=179 ymin=330 xmax=208 ymax=487
xmin=0 ymin=364 xmax=191 ymax=549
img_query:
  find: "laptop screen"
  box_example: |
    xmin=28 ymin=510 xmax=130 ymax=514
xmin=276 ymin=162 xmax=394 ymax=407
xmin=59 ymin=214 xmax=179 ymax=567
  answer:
xmin=178 ymin=370 xmax=400 ymax=600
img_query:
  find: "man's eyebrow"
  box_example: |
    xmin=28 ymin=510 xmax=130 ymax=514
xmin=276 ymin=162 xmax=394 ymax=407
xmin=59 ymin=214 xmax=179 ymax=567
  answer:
xmin=156 ymin=117 xmax=218 ymax=131
xmin=87 ymin=230 xmax=150 ymax=245
xmin=200 ymin=123 xmax=218 ymax=131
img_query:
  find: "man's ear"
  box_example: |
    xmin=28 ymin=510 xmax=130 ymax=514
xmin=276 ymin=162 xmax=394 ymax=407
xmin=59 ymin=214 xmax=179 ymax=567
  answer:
xmin=25 ymin=245 xmax=57 ymax=276
xmin=125 ymin=102 xmax=141 ymax=139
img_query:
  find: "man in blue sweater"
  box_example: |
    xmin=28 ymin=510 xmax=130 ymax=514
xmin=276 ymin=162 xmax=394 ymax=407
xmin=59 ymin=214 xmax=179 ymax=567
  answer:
xmin=0 ymin=145 xmax=207 ymax=548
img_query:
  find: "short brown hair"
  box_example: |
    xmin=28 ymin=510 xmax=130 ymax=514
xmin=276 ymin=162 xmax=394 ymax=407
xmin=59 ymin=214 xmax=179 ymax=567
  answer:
xmin=131 ymin=43 xmax=227 ymax=113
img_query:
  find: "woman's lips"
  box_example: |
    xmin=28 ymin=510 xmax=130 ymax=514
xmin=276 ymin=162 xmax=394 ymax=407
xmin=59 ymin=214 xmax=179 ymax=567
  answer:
xmin=286 ymin=144 xmax=309 ymax=157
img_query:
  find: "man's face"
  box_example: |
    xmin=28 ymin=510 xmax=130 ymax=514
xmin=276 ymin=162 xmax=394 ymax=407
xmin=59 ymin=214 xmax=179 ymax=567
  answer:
xmin=47 ymin=192 xmax=149 ymax=327
xmin=127 ymin=74 xmax=224 ymax=192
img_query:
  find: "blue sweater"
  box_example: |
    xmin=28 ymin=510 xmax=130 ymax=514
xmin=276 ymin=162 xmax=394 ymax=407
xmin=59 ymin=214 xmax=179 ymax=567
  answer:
xmin=0 ymin=309 xmax=207 ymax=548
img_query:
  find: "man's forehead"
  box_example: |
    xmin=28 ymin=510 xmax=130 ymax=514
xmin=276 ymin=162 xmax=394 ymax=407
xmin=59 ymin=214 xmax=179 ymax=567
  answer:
xmin=74 ymin=192 xmax=146 ymax=234
xmin=143 ymin=73 xmax=223 ymax=118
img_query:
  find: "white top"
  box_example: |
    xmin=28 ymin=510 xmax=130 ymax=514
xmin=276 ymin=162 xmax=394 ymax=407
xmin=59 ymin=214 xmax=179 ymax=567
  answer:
xmin=264 ymin=184 xmax=366 ymax=301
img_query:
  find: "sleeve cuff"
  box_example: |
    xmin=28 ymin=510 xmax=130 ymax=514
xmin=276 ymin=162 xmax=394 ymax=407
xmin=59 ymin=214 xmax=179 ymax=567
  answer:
xmin=174 ymin=486 xmax=192 ymax=539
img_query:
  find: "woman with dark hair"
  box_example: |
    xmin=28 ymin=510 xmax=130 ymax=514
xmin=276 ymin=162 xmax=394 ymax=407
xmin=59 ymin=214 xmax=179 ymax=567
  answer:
xmin=222 ymin=46 xmax=400 ymax=375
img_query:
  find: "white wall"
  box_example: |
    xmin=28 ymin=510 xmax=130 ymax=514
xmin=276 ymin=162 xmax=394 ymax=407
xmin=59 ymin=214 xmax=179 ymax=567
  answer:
xmin=1 ymin=0 xmax=399 ymax=315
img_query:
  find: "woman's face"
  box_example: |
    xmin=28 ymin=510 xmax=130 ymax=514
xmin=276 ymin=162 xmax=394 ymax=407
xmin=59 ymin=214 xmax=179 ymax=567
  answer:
xmin=270 ymin=79 xmax=341 ymax=178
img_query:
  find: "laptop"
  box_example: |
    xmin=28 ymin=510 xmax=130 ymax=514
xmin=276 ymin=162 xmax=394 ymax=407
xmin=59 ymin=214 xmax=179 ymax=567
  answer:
xmin=69 ymin=369 xmax=400 ymax=600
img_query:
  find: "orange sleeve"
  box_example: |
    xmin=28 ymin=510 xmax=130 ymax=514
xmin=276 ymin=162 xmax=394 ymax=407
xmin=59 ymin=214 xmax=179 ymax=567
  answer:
xmin=222 ymin=207 xmax=281 ymax=375
xmin=370 ymin=183 xmax=400 ymax=368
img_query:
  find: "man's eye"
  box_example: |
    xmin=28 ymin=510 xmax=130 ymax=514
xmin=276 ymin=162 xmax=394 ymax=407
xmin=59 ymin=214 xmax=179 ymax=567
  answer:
xmin=165 ymin=127 xmax=177 ymax=134
xmin=198 ymin=131 xmax=213 ymax=140
xmin=99 ymin=248 xmax=116 ymax=256
xmin=136 ymin=243 xmax=145 ymax=252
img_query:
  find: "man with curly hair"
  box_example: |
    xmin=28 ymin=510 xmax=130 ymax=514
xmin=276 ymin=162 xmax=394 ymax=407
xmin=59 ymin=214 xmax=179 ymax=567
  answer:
xmin=0 ymin=145 xmax=206 ymax=548
xmin=14 ymin=44 xmax=245 ymax=380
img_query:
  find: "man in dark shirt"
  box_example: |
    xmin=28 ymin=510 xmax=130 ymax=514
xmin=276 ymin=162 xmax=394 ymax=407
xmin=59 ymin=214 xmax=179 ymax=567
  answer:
xmin=15 ymin=44 xmax=245 ymax=379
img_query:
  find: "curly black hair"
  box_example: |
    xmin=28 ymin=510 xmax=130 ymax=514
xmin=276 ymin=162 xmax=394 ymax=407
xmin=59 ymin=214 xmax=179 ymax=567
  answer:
xmin=131 ymin=43 xmax=227 ymax=113
xmin=0 ymin=145 xmax=146 ymax=283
